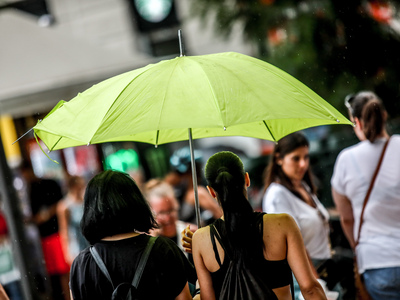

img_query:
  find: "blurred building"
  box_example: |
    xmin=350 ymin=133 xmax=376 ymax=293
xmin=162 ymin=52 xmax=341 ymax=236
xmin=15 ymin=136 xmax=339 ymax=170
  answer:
xmin=0 ymin=0 xmax=257 ymax=177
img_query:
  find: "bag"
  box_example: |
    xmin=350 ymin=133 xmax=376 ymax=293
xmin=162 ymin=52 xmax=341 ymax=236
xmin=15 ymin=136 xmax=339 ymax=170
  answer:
xmin=210 ymin=218 xmax=279 ymax=300
xmin=90 ymin=236 xmax=157 ymax=300
xmin=353 ymin=257 xmax=371 ymax=300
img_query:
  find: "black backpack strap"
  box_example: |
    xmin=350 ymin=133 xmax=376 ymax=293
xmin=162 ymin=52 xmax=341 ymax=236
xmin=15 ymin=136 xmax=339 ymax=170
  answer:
xmin=90 ymin=246 xmax=115 ymax=290
xmin=132 ymin=236 xmax=157 ymax=288
xmin=210 ymin=224 xmax=222 ymax=267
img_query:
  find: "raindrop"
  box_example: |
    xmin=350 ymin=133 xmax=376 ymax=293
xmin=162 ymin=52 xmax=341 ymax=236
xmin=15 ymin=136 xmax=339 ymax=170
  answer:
xmin=336 ymin=119 xmax=340 ymax=123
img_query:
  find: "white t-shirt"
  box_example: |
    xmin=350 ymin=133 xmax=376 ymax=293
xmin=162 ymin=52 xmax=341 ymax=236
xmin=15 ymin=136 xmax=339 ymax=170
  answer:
xmin=331 ymin=135 xmax=400 ymax=273
xmin=262 ymin=182 xmax=331 ymax=260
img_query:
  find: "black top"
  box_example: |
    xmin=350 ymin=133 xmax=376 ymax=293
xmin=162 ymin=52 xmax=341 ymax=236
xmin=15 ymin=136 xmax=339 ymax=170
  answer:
xmin=210 ymin=214 xmax=293 ymax=298
xmin=70 ymin=234 xmax=196 ymax=300
xmin=29 ymin=179 xmax=63 ymax=237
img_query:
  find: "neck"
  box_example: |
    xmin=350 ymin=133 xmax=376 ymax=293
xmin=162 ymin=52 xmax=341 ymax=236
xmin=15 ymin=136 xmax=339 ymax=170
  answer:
xmin=101 ymin=231 xmax=140 ymax=241
xmin=291 ymin=179 xmax=302 ymax=189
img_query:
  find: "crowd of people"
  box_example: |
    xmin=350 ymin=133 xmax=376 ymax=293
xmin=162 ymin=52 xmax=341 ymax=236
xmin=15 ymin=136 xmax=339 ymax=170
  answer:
xmin=2 ymin=90 xmax=399 ymax=299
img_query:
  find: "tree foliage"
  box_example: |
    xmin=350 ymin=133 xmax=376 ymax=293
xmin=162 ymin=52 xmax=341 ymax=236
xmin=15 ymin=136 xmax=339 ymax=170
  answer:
xmin=190 ymin=0 xmax=400 ymax=119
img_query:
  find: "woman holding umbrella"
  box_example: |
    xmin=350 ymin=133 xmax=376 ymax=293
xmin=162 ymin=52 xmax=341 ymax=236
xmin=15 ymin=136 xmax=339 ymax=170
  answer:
xmin=183 ymin=151 xmax=326 ymax=299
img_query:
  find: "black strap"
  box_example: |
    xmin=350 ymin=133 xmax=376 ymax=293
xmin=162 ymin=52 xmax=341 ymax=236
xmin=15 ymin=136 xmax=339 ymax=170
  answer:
xmin=132 ymin=236 xmax=157 ymax=287
xmin=90 ymin=236 xmax=158 ymax=290
xmin=210 ymin=224 xmax=228 ymax=267
xmin=90 ymin=246 xmax=115 ymax=289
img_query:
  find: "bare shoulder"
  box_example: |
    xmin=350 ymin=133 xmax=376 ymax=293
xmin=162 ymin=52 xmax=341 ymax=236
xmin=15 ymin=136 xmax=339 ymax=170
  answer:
xmin=193 ymin=226 xmax=211 ymax=242
xmin=263 ymin=213 xmax=297 ymax=231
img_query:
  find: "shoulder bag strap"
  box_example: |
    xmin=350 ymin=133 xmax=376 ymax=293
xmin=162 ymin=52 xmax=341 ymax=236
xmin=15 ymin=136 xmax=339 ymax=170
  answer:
xmin=90 ymin=246 xmax=115 ymax=290
xmin=132 ymin=236 xmax=157 ymax=288
xmin=355 ymin=138 xmax=390 ymax=246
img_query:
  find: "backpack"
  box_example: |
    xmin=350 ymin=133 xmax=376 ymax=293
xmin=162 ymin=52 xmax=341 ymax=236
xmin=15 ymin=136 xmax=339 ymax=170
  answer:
xmin=210 ymin=214 xmax=294 ymax=300
xmin=89 ymin=236 xmax=157 ymax=300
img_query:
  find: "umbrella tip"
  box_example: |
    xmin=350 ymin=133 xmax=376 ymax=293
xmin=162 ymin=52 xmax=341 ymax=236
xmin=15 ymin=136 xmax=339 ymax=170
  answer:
xmin=224 ymin=126 xmax=226 ymax=131
xmin=178 ymin=29 xmax=185 ymax=57
xmin=336 ymin=119 xmax=340 ymax=123
xmin=155 ymin=144 xmax=158 ymax=148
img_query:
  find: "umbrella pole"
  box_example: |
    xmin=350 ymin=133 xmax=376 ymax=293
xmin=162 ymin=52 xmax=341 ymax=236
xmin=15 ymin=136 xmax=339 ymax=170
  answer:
xmin=188 ymin=128 xmax=201 ymax=228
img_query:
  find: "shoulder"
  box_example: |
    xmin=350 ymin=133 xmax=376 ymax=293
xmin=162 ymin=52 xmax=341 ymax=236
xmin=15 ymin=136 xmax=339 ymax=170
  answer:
xmin=192 ymin=225 xmax=210 ymax=241
xmin=264 ymin=183 xmax=290 ymax=197
xmin=263 ymin=213 xmax=297 ymax=230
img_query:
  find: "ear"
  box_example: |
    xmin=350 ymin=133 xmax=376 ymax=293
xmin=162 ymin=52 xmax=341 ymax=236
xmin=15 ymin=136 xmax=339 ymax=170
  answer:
xmin=245 ymin=172 xmax=250 ymax=188
xmin=354 ymin=117 xmax=363 ymax=130
xmin=207 ymin=186 xmax=217 ymax=198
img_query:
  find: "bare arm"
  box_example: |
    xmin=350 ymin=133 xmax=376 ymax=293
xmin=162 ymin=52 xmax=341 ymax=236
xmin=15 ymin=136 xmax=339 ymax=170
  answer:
xmin=0 ymin=284 xmax=9 ymax=300
xmin=284 ymin=214 xmax=326 ymax=300
xmin=57 ymin=201 xmax=72 ymax=264
xmin=192 ymin=228 xmax=216 ymax=300
xmin=331 ymin=188 xmax=355 ymax=249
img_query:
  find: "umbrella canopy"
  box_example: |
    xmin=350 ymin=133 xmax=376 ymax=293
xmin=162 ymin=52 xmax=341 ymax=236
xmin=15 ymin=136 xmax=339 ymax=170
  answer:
xmin=33 ymin=52 xmax=352 ymax=150
xmin=33 ymin=51 xmax=352 ymax=227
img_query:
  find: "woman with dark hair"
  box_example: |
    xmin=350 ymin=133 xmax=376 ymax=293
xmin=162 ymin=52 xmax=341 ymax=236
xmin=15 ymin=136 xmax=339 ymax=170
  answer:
xmin=190 ymin=151 xmax=326 ymax=299
xmin=262 ymin=132 xmax=335 ymax=299
xmin=69 ymin=170 xmax=194 ymax=300
xmin=331 ymin=91 xmax=400 ymax=299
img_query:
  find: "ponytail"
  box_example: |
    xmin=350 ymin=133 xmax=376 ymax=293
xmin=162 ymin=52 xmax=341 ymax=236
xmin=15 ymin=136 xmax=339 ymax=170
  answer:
xmin=349 ymin=91 xmax=387 ymax=143
xmin=205 ymin=152 xmax=261 ymax=260
xmin=362 ymin=100 xmax=385 ymax=142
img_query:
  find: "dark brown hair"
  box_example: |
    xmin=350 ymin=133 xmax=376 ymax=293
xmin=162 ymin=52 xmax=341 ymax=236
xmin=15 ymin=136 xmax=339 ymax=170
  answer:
xmin=263 ymin=132 xmax=316 ymax=199
xmin=347 ymin=91 xmax=387 ymax=142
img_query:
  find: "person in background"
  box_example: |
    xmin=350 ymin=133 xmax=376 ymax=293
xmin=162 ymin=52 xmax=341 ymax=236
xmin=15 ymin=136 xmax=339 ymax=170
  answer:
xmin=0 ymin=210 xmax=23 ymax=300
xmin=21 ymin=162 xmax=70 ymax=300
xmin=57 ymin=175 xmax=89 ymax=265
xmin=262 ymin=132 xmax=347 ymax=299
xmin=185 ymin=151 xmax=326 ymax=299
xmin=145 ymin=179 xmax=197 ymax=254
xmin=331 ymin=91 xmax=400 ymax=299
xmin=70 ymin=170 xmax=195 ymax=300
xmin=165 ymin=147 xmax=222 ymax=226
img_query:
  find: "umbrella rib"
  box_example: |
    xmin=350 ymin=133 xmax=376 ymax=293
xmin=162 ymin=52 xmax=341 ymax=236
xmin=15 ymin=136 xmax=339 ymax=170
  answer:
xmin=263 ymin=120 xmax=276 ymax=141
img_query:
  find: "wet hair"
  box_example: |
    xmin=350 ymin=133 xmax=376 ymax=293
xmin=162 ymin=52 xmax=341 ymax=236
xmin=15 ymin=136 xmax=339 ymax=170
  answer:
xmin=347 ymin=91 xmax=387 ymax=142
xmin=205 ymin=151 xmax=261 ymax=260
xmin=263 ymin=132 xmax=316 ymax=199
xmin=81 ymin=170 xmax=158 ymax=244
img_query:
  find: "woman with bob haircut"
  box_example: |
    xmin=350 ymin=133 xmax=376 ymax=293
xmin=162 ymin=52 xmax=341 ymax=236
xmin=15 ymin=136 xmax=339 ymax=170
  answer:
xmin=331 ymin=91 xmax=400 ymax=299
xmin=69 ymin=170 xmax=195 ymax=300
xmin=183 ymin=151 xmax=326 ymax=299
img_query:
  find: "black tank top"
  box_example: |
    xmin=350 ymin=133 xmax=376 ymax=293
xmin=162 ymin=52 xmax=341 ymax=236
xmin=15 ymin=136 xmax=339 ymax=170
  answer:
xmin=210 ymin=213 xmax=292 ymax=298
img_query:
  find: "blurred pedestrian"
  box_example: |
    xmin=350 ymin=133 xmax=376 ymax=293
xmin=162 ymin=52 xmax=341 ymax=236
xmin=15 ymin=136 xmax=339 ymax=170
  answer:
xmin=145 ymin=179 xmax=197 ymax=254
xmin=262 ymin=132 xmax=347 ymax=299
xmin=21 ymin=162 xmax=70 ymax=300
xmin=0 ymin=210 xmax=23 ymax=300
xmin=165 ymin=147 xmax=222 ymax=226
xmin=331 ymin=91 xmax=400 ymax=299
xmin=70 ymin=170 xmax=195 ymax=299
xmin=57 ymin=175 xmax=89 ymax=265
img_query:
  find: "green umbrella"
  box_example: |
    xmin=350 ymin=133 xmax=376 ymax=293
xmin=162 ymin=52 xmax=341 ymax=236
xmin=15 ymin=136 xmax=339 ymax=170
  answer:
xmin=33 ymin=51 xmax=352 ymax=227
